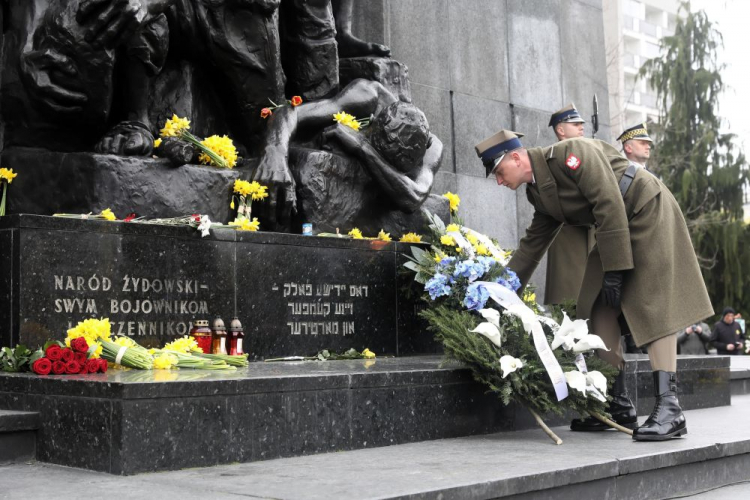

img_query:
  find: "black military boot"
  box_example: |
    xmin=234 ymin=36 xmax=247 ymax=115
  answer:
xmin=570 ymin=370 xmax=638 ymax=431
xmin=633 ymin=371 xmax=687 ymax=441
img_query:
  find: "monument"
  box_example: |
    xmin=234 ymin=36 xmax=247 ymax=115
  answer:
xmin=0 ymin=0 xmax=449 ymax=354
xmin=0 ymin=2 xmax=734 ymax=479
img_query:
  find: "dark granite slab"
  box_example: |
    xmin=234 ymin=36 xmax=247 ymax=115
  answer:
xmin=0 ymin=354 xmax=731 ymax=475
xmin=0 ymin=215 xmax=435 ymax=358
xmin=632 ymin=354 xmax=731 ymax=415
xmin=0 ymin=409 xmax=40 ymax=432
xmin=2 ymin=147 xmax=246 ymax=222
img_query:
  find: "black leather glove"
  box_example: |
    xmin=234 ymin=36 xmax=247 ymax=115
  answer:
xmin=601 ymin=271 xmax=624 ymax=308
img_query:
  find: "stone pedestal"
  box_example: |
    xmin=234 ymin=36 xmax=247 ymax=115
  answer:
xmin=0 ymin=354 xmax=729 ymax=475
xmin=0 ymin=215 xmax=437 ymax=358
xmin=2 ymin=148 xmax=248 ymax=223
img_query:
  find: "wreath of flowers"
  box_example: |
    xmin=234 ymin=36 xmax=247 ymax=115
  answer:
xmin=403 ymin=208 xmax=630 ymax=444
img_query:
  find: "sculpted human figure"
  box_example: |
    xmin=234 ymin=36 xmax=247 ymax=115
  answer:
xmin=279 ymin=0 xmax=390 ymax=100
xmin=254 ymin=78 xmax=442 ymax=231
xmin=96 ymin=0 xmax=285 ymax=155
xmin=6 ymin=0 xmax=175 ymax=151
xmin=6 ymin=0 xmax=284 ymax=155
xmin=332 ymin=0 xmax=390 ymax=58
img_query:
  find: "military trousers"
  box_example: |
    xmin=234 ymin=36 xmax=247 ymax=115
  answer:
xmin=591 ymin=294 xmax=677 ymax=372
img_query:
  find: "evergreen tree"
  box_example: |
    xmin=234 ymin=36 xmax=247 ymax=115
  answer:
xmin=639 ymin=1 xmax=749 ymax=316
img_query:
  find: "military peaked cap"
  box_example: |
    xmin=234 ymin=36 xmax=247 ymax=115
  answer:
xmin=475 ymin=130 xmax=525 ymax=177
xmin=617 ymin=123 xmax=653 ymax=143
xmin=549 ymin=103 xmax=585 ymax=127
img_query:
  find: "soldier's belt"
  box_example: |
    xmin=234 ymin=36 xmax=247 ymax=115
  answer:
xmin=618 ymin=162 xmax=639 ymax=197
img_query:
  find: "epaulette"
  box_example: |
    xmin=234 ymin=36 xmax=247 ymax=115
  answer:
xmin=546 ymin=145 xmax=556 ymax=160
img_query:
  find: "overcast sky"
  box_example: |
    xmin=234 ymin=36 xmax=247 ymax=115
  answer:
xmin=690 ymin=0 xmax=750 ymax=149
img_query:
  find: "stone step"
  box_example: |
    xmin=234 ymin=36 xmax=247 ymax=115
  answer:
xmin=0 ymin=409 xmax=40 ymax=465
xmin=730 ymin=356 xmax=750 ymax=396
xmin=3 ymin=396 xmax=750 ymax=499
xmin=0 ymin=354 xmax=729 ymax=475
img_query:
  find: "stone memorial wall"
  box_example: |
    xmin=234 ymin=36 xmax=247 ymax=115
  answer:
xmin=351 ymin=0 xmax=612 ymax=301
xmin=0 ymin=215 xmax=435 ymax=358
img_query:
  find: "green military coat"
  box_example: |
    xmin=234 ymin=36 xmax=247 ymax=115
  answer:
xmin=544 ymin=224 xmax=591 ymax=304
xmin=508 ymin=138 xmax=714 ymax=346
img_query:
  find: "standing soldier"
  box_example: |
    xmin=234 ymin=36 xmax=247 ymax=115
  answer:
xmin=618 ymin=123 xmax=655 ymax=354
xmin=474 ymin=130 xmax=714 ymax=441
xmin=545 ymin=104 xmax=590 ymax=305
xmin=618 ymin=123 xmax=653 ymax=168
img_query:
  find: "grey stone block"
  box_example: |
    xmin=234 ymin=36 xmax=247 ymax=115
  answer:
xmin=572 ymin=0 xmax=604 ymax=10
xmin=453 ymin=93 xmax=512 ymax=178
xmin=431 ymin=172 xmax=458 ymax=199
xmin=512 ymin=105 xmax=559 ymax=148
xmin=560 ymin=0 xmax=611 ymax=142
xmin=388 ymin=0 xmax=451 ymax=90
xmin=508 ymin=0 xmax=563 ymax=111
xmin=411 ymin=83 xmax=453 ymax=172
xmin=456 ymin=175 xmax=517 ymax=248
xmin=447 ymin=0 xmax=510 ymax=101
xmin=350 ymin=0 xmax=387 ymax=47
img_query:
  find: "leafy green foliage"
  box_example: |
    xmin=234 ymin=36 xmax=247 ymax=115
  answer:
xmin=0 ymin=345 xmax=35 ymax=372
xmin=639 ymin=1 xmax=749 ymax=316
xmin=420 ymin=305 xmax=614 ymax=418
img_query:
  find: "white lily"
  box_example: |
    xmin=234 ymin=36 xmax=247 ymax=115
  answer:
xmin=503 ymin=303 xmax=536 ymax=334
xmin=565 ymin=370 xmax=609 ymax=402
xmin=197 ymin=215 xmax=212 ymax=238
xmin=586 ymin=370 xmax=608 ymax=397
xmin=565 ymin=370 xmax=587 ymax=395
xmin=550 ymin=312 xmax=589 ymax=351
xmin=478 ymin=308 xmax=501 ymax=327
xmin=499 ymin=355 xmax=523 ymax=378
xmin=572 ymin=334 xmax=610 ymax=353
xmin=470 ymin=322 xmax=503 ymax=347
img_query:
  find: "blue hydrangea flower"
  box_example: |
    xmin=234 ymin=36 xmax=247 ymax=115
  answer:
xmin=477 ymin=256 xmax=496 ymax=274
xmin=453 ymin=259 xmax=482 ymax=282
xmin=471 ymin=261 xmax=487 ymax=280
xmin=437 ymin=256 xmax=456 ymax=269
xmin=453 ymin=260 xmax=471 ymax=277
xmin=505 ymin=268 xmax=522 ymax=291
xmin=425 ymin=273 xmax=452 ymax=300
xmin=496 ymin=276 xmax=511 ymax=291
xmin=464 ymin=283 xmax=490 ymax=311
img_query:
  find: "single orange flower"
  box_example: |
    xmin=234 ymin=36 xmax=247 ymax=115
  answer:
xmin=260 ymin=108 xmax=273 ymax=119
xmin=291 ymin=96 xmax=303 ymax=107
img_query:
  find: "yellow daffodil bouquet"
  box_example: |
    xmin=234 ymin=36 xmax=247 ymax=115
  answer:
xmin=401 ymin=209 xmax=623 ymax=444
xmin=333 ymin=111 xmax=370 ymax=131
xmin=159 ymin=114 xmax=238 ymax=168
xmin=345 ymin=228 xmax=393 ymax=242
xmin=0 ymin=167 xmax=18 ymax=217
xmin=228 ymin=179 xmax=268 ymax=232
xmin=317 ymin=228 xmax=424 ymax=243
